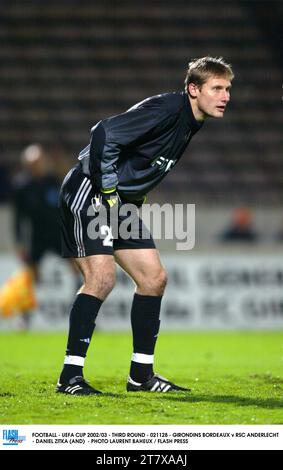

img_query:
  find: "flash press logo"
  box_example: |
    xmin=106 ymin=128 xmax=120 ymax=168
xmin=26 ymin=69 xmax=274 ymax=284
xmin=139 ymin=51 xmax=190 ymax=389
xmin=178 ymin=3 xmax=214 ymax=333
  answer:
xmin=3 ymin=429 xmax=26 ymax=446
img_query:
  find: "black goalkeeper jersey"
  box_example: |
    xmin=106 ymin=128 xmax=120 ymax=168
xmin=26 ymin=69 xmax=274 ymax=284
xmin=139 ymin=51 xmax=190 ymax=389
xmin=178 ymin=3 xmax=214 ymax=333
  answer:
xmin=78 ymin=91 xmax=203 ymax=201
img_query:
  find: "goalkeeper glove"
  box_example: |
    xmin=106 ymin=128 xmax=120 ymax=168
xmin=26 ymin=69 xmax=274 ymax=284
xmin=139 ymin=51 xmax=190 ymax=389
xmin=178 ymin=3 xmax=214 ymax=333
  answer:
xmin=100 ymin=187 xmax=120 ymax=208
xmin=92 ymin=187 xmax=121 ymax=212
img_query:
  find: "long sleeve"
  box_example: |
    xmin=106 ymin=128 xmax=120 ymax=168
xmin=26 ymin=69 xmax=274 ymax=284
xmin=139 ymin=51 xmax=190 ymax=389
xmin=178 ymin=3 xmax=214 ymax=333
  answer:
xmin=89 ymin=95 xmax=176 ymax=190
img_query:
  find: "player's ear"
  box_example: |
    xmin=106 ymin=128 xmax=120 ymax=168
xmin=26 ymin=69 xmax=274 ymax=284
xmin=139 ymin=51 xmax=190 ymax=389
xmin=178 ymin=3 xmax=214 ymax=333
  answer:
xmin=187 ymin=82 xmax=199 ymax=98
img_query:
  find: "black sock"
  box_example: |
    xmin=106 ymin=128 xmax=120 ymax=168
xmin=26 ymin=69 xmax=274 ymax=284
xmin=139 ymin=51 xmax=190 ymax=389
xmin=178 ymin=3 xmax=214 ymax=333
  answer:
xmin=59 ymin=293 xmax=102 ymax=383
xmin=129 ymin=293 xmax=162 ymax=383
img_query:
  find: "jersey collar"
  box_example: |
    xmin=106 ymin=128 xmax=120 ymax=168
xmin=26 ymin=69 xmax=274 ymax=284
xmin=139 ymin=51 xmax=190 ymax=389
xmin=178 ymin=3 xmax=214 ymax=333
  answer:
xmin=183 ymin=91 xmax=204 ymax=133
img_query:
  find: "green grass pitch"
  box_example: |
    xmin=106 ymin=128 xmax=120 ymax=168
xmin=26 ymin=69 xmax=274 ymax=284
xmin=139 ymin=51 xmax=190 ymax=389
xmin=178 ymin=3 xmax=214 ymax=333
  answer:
xmin=1 ymin=331 xmax=282 ymax=425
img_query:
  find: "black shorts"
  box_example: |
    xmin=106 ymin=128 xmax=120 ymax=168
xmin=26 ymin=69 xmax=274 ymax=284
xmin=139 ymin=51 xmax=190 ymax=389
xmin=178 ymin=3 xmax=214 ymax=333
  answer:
xmin=58 ymin=165 xmax=155 ymax=258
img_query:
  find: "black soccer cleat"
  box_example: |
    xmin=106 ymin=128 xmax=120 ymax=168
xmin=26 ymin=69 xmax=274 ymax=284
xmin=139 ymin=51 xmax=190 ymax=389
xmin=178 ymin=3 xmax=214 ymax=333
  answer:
xmin=56 ymin=376 xmax=102 ymax=395
xmin=126 ymin=373 xmax=190 ymax=393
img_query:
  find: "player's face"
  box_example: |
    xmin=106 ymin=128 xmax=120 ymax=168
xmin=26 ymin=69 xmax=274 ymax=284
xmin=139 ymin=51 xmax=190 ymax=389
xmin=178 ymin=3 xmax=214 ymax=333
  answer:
xmin=195 ymin=76 xmax=232 ymax=119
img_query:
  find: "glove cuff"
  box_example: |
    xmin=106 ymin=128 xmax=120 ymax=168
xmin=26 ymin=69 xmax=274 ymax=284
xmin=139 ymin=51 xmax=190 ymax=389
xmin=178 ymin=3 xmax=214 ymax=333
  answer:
xmin=100 ymin=187 xmax=117 ymax=194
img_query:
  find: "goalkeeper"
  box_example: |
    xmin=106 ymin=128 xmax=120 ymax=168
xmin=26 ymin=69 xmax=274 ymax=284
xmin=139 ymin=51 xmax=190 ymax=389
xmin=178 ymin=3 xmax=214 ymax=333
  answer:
xmin=57 ymin=57 xmax=234 ymax=395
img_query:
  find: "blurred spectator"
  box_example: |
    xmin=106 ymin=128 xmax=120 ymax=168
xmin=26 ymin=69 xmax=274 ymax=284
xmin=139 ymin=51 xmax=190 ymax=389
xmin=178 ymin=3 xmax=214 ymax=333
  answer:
xmin=12 ymin=144 xmax=61 ymax=272
xmin=219 ymin=207 xmax=259 ymax=243
xmin=0 ymin=144 xmax=71 ymax=327
xmin=0 ymin=144 xmax=81 ymax=327
xmin=0 ymin=162 xmax=11 ymax=203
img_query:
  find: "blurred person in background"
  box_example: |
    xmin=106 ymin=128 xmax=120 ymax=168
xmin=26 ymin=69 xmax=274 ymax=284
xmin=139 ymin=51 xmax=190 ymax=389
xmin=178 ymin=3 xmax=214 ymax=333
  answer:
xmin=0 ymin=161 xmax=11 ymax=203
xmin=0 ymin=144 xmax=66 ymax=328
xmin=13 ymin=144 xmax=61 ymax=273
xmin=219 ymin=207 xmax=259 ymax=243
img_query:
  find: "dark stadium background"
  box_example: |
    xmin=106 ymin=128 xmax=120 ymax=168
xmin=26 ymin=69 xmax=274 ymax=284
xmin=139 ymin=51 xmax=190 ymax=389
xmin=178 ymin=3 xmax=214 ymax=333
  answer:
xmin=0 ymin=0 xmax=283 ymax=330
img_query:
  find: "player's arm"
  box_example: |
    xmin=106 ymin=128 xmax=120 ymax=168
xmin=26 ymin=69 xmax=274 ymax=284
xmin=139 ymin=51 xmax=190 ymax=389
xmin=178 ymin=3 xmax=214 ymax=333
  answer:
xmin=89 ymin=97 xmax=175 ymax=192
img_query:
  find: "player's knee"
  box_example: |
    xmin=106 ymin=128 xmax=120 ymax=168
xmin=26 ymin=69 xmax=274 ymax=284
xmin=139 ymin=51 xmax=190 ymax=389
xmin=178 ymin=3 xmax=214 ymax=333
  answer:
xmin=99 ymin=272 xmax=116 ymax=298
xmin=155 ymin=268 xmax=168 ymax=295
xmin=83 ymin=269 xmax=116 ymax=299
xmin=138 ymin=267 xmax=168 ymax=296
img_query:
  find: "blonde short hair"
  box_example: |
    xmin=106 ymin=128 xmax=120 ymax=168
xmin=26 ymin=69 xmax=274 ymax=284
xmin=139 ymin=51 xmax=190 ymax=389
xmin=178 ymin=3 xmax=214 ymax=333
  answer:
xmin=184 ymin=56 xmax=234 ymax=90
